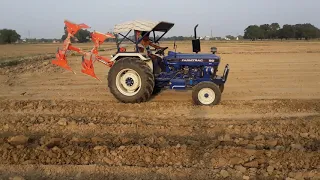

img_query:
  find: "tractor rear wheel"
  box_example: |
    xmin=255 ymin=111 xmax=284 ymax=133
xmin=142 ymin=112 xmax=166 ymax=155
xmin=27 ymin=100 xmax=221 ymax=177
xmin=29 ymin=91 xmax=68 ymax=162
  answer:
xmin=219 ymin=84 xmax=224 ymax=93
xmin=192 ymin=82 xmax=221 ymax=105
xmin=108 ymin=57 xmax=155 ymax=103
xmin=152 ymin=87 xmax=162 ymax=95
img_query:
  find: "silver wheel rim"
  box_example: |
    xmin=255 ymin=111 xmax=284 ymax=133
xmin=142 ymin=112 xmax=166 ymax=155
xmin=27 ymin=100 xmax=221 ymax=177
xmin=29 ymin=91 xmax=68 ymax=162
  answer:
xmin=198 ymin=88 xmax=216 ymax=105
xmin=116 ymin=68 xmax=141 ymax=96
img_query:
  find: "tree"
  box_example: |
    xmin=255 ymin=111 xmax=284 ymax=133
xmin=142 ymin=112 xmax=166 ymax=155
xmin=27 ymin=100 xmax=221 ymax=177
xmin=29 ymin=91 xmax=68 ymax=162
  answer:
xmin=61 ymin=26 xmax=91 ymax=43
xmin=294 ymin=23 xmax=320 ymax=40
xmin=40 ymin=38 xmax=51 ymax=43
xmin=237 ymin=35 xmax=244 ymax=40
xmin=244 ymin=25 xmax=264 ymax=40
xmin=226 ymin=35 xmax=235 ymax=40
xmin=294 ymin=24 xmax=306 ymax=40
xmin=75 ymin=29 xmax=91 ymax=43
xmin=279 ymin=24 xmax=295 ymax=40
xmin=259 ymin=24 xmax=270 ymax=39
xmin=25 ymin=38 xmax=37 ymax=43
xmin=269 ymin=23 xmax=280 ymax=39
xmin=0 ymin=29 xmax=21 ymax=44
xmin=210 ymin=37 xmax=222 ymax=40
xmin=244 ymin=23 xmax=320 ymax=40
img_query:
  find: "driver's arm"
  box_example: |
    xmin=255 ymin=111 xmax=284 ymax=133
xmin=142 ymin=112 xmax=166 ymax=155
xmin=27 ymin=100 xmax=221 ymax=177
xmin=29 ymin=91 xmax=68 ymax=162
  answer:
xmin=149 ymin=41 xmax=163 ymax=49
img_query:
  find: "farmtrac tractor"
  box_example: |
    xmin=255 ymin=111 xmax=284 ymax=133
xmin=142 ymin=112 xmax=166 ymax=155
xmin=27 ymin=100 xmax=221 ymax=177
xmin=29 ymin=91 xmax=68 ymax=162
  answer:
xmin=52 ymin=20 xmax=230 ymax=106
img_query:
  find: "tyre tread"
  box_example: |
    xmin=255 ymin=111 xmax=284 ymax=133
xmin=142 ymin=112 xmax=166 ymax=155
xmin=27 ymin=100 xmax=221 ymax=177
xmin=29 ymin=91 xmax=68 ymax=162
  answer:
xmin=108 ymin=57 xmax=154 ymax=103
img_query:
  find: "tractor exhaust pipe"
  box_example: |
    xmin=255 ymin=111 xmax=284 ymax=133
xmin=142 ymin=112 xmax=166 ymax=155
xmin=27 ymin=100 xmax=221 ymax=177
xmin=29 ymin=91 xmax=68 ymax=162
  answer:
xmin=192 ymin=24 xmax=201 ymax=53
xmin=194 ymin=24 xmax=199 ymax=39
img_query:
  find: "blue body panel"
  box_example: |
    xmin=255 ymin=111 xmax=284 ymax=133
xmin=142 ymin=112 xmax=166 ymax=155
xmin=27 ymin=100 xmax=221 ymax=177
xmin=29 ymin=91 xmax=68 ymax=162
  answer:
xmin=155 ymin=51 xmax=229 ymax=90
xmin=167 ymin=51 xmax=220 ymax=60
xmin=164 ymin=51 xmax=220 ymax=68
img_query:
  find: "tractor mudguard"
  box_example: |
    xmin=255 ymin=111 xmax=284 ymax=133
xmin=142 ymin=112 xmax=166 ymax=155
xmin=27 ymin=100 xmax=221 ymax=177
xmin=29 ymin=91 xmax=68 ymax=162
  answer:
xmin=111 ymin=53 xmax=154 ymax=71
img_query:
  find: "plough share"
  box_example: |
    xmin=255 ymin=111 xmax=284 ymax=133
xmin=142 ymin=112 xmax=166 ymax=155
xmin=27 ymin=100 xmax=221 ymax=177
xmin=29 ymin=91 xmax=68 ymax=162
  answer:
xmin=52 ymin=20 xmax=115 ymax=81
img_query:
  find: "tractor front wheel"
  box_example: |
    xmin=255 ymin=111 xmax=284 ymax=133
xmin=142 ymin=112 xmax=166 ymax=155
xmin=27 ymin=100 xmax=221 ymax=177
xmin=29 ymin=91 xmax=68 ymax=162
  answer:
xmin=192 ymin=82 xmax=221 ymax=105
xmin=108 ymin=57 xmax=154 ymax=103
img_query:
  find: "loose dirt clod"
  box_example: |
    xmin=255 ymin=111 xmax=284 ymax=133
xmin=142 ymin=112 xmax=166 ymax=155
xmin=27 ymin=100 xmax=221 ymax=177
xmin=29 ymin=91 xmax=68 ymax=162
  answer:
xmin=7 ymin=135 xmax=29 ymax=145
xmin=57 ymin=118 xmax=67 ymax=126
xmin=267 ymin=166 xmax=274 ymax=174
xmin=243 ymin=161 xmax=259 ymax=168
xmin=290 ymin=144 xmax=305 ymax=150
xmin=45 ymin=138 xmax=63 ymax=148
xmin=235 ymin=165 xmax=247 ymax=173
xmin=220 ymin=170 xmax=230 ymax=178
xmin=9 ymin=176 xmax=25 ymax=180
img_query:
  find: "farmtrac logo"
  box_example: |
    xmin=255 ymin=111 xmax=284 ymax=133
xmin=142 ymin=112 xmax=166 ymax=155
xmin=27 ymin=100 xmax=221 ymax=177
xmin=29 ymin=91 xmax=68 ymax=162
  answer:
xmin=181 ymin=59 xmax=216 ymax=62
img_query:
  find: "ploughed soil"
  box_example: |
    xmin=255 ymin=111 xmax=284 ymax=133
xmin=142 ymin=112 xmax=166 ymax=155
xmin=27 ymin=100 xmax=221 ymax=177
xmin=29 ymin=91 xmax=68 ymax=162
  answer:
xmin=0 ymin=41 xmax=319 ymax=179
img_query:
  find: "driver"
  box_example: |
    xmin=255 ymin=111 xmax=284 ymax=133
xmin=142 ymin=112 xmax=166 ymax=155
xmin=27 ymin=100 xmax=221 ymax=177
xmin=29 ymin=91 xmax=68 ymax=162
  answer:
xmin=137 ymin=31 xmax=166 ymax=74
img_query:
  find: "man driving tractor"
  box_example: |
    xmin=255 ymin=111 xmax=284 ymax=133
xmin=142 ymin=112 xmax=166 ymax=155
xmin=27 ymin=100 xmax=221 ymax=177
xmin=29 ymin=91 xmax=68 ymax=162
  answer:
xmin=136 ymin=31 xmax=166 ymax=74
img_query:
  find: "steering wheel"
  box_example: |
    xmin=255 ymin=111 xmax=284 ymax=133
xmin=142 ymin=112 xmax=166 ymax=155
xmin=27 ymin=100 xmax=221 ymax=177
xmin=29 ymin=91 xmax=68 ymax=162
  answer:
xmin=155 ymin=47 xmax=168 ymax=55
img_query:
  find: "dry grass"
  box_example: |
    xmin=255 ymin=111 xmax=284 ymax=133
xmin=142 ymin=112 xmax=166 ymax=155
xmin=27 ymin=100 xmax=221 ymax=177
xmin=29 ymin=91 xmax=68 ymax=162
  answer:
xmin=1 ymin=40 xmax=320 ymax=68
xmin=162 ymin=40 xmax=320 ymax=54
xmin=0 ymin=43 xmax=115 ymax=60
xmin=1 ymin=40 xmax=320 ymax=60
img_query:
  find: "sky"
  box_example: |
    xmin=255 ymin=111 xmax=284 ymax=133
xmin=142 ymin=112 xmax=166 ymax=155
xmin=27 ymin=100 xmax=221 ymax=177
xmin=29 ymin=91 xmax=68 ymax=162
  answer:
xmin=0 ymin=0 xmax=319 ymax=39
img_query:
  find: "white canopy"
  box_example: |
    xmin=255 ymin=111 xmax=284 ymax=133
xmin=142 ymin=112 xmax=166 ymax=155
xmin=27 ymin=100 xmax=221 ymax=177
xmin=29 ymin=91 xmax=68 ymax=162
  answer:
xmin=113 ymin=20 xmax=174 ymax=33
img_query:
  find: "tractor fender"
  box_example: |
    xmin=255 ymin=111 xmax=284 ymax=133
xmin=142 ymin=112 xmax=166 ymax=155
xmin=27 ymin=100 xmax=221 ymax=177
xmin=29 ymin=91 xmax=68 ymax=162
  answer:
xmin=110 ymin=53 xmax=153 ymax=71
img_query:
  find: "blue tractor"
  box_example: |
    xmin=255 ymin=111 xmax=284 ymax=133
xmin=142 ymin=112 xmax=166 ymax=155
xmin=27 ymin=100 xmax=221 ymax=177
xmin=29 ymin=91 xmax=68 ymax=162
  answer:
xmin=108 ymin=20 xmax=229 ymax=105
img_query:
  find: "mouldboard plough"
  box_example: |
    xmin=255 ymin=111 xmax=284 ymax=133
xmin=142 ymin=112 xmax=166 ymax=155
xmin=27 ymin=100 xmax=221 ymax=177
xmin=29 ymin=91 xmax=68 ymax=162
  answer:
xmin=52 ymin=20 xmax=115 ymax=81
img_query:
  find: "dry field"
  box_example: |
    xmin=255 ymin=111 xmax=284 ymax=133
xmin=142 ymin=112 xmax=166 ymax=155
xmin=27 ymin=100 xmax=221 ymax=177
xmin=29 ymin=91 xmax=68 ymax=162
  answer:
xmin=0 ymin=41 xmax=319 ymax=180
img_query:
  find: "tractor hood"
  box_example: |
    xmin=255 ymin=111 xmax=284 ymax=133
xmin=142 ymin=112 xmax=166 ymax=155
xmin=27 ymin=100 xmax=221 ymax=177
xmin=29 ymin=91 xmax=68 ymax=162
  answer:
xmin=166 ymin=51 xmax=220 ymax=62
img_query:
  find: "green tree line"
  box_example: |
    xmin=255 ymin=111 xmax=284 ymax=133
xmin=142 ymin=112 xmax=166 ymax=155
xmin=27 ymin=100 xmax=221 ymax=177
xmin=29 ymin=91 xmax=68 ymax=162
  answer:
xmin=244 ymin=23 xmax=320 ymax=40
xmin=61 ymin=26 xmax=91 ymax=43
xmin=0 ymin=29 xmax=21 ymax=44
xmin=1 ymin=23 xmax=320 ymax=44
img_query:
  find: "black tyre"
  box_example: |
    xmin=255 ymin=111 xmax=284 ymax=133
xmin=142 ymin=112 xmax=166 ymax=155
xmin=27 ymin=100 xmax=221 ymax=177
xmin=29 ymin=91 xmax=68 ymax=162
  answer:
xmin=152 ymin=87 xmax=162 ymax=95
xmin=219 ymin=84 xmax=224 ymax=93
xmin=108 ymin=57 xmax=155 ymax=103
xmin=192 ymin=82 xmax=221 ymax=105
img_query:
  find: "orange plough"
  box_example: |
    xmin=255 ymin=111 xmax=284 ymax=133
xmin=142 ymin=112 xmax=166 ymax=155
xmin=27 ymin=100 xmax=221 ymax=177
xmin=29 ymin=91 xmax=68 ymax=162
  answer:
xmin=52 ymin=20 xmax=115 ymax=81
